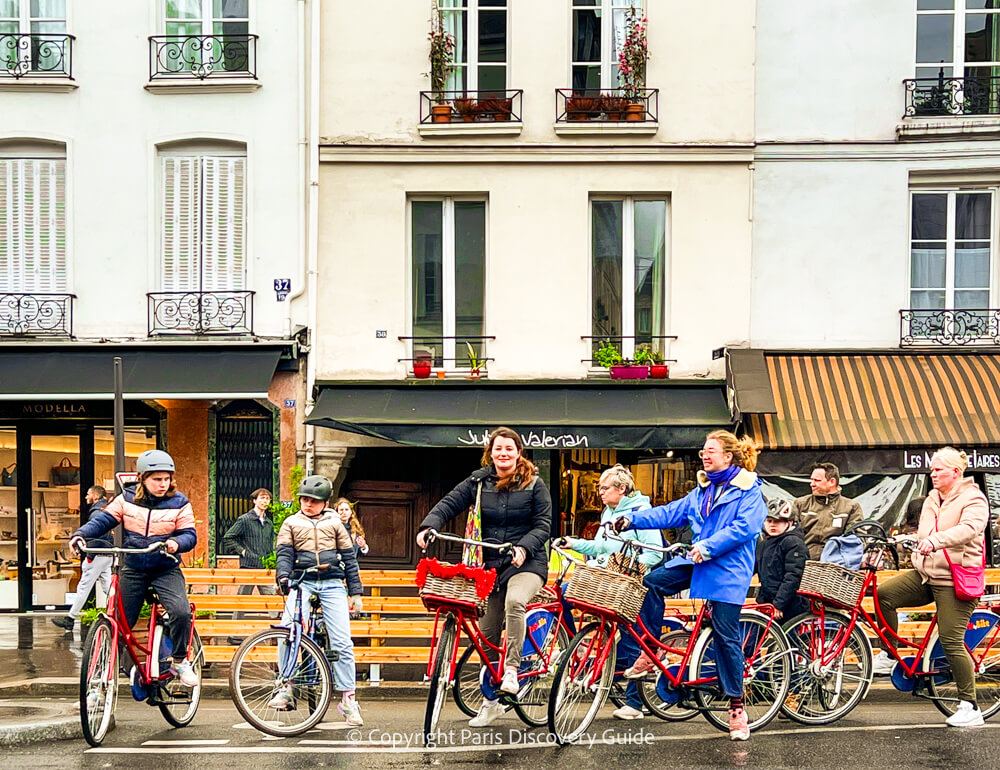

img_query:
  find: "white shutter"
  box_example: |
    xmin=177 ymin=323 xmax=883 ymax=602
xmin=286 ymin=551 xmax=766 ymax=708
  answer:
xmin=0 ymin=158 xmax=66 ymax=293
xmin=161 ymin=155 xmax=200 ymax=292
xmin=201 ymin=156 xmax=245 ymax=291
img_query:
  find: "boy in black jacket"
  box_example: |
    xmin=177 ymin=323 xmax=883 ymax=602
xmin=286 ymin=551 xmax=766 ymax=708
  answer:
xmin=755 ymin=499 xmax=809 ymax=621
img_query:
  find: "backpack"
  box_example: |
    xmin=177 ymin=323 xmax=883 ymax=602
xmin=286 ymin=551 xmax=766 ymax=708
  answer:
xmin=820 ymin=535 xmax=864 ymax=570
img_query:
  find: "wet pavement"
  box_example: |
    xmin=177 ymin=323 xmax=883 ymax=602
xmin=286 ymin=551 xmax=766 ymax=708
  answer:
xmin=0 ymin=614 xmax=83 ymax=684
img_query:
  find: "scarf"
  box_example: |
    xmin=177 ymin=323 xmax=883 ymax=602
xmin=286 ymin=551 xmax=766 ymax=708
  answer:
xmin=700 ymin=465 xmax=741 ymax=521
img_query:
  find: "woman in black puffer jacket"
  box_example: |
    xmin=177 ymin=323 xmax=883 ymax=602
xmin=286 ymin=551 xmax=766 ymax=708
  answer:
xmin=416 ymin=427 xmax=552 ymax=727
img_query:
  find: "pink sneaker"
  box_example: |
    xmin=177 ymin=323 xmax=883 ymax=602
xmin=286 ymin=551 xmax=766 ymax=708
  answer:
xmin=729 ymin=707 xmax=750 ymax=741
xmin=623 ymin=652 xmax=659 ymax=679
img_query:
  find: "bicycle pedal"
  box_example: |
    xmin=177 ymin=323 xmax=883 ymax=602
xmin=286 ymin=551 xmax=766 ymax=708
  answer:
xmin=324 ymin=649 xmax=340 ymax=663
xmin=497 ymin=692 xmax=518 ymax=707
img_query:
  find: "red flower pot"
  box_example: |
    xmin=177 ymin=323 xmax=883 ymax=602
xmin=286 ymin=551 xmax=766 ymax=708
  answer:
xmin=413 ymin=361 xmax=432 ymax=378
xmin=649 ymin=365 xmax=669 ymax=379
xmin=609 ymin=365 xmax=649 ymax=380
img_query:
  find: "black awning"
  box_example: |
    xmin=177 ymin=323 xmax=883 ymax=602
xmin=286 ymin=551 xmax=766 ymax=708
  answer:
xmin=306 ymin=383 xmax=731 ymax=449
xmin=0 ymin=346 xmax=284 ymax=399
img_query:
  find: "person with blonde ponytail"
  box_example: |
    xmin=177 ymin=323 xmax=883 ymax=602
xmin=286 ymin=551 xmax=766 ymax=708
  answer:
xmin=611 ymin=430 xmax=767 ymax=740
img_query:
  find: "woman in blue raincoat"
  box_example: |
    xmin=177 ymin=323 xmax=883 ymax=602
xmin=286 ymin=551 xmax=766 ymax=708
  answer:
xmin=611 ymin=430 xmax=766 ymax=742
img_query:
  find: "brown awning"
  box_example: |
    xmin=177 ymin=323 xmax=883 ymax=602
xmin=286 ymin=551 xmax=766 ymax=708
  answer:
xmin=740 ymin=352 xmax=1000 ymax=449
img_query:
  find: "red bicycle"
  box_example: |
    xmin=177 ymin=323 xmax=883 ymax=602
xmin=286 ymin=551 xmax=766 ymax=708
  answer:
xmin=418 ymin=529 xmax=571 ymax=744
xmin=78 ymin=542 xmax=204 ymax=746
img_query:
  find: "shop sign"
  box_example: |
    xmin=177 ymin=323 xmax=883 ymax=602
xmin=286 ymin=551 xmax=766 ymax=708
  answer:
xmin=457 ymin=428 xmax=591 ymax=449
xmin=902 ymin=448 xmax=1000 ymax=473
xmin=20 ymin=403 xmax=88 ymax=417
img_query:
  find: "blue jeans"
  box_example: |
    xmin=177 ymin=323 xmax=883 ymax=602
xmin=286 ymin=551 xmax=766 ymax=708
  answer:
xmin=618 ymin=563 xmax=744 ymax=704
xmin=280 ymin=579 xmax=356 ymax=692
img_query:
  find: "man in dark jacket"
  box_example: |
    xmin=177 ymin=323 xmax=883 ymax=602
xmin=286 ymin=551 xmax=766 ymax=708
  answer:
xmin=52 ymin=485 xmax=113 ymax=631
xmin=793 ymin=462 xmax=864 ymax=560
xmin=222 ymin=488 xmax=276 ymax=625
xmin=755 ymin=499 xmax=809 ymax=620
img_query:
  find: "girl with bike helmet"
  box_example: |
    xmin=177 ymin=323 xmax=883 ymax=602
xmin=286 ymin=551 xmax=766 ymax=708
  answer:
xmin=70 ymin=450 xmax=198 ymax=686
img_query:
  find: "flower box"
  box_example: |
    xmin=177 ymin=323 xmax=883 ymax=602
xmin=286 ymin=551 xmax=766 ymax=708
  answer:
xmin=610 ymin=365 xmax=649 ymax=380
xmin=649 ymin=364 xmax=669 ymax=379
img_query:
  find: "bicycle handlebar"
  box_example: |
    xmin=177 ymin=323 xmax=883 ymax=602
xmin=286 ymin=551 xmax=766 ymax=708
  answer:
xmin=422 ymin=528 xmax=513 ymax=553
xmin=603 ymin=528 xmax=690 ymax=557
xmin=78 ymin=541 xmax=179 ymax=564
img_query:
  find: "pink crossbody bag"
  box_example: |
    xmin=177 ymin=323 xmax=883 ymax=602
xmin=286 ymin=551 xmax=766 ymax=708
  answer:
xmin=935 ymin=514 xmax=986 ymax=602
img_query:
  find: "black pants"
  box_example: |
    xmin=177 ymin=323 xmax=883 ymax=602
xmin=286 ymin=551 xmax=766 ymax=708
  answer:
xmin=119 ymin=566 xmax=191 ymax=660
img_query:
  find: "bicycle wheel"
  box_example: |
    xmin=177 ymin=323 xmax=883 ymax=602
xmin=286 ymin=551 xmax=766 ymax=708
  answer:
xmin=547 ymin=620 xmax=617 ymax=745
xmin=151 ymin=624 xmax=204 ymax=728
xmin=512 ymin=620 xmax=570 ymax=727
xmin=637 ymin=629 xmax=699 ymax=722
xmin=229 ymin=628 xmax=333 ymax=737
xmin=453 ymin=645 xmax=485 ymax=717
xmin=691 ymin=610 xmax=791 ymax=733
xmin=781 ymin=612 xmax=871 ymax=725
xmin=80 ymin=616 xmax=119 ymax=747
xmin=924 ymin=614 xmax=1000 ymax=719
xmin=424 ymin=614 xmax=458 ymax=746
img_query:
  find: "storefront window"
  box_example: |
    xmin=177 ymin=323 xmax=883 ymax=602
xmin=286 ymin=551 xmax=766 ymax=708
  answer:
xmin=30 ymin=433 xmax=79 ymax=607
xmin=0 ymin=428 xmax=16 ymax=609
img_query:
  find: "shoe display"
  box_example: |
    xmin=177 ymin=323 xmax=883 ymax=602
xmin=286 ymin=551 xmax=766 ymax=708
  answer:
xmin=267 ymin=684 xmax=295 ymax=711
xmin=623 ymin=651 xmax=659 ymax=679
xmin=612 ymin=704 xmax=645 ymax=720
xmin=729 ymin=707 xmax=750 ymax=741
xmin=51 ymin=615 xmax=74 ymax=631
xmin=946 ymin=701 xmax=985 ymax=728
xmin=338 ymin=697 xmax=364 ymax=726
xmin=872 ymin=650 xmax=896 ymax=676
xmin=169 ymin=659 xmax=199 ymax=687
xmin=468 ymin=700 xmax=507 ymax=727
xmin=499 ymin=667 xmax=519 ymax=695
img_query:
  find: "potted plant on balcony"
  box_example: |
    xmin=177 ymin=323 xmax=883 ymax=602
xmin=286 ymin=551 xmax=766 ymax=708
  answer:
xmin=475 ymin=96 xmax=513 ymax=121
xmin=465 ymin=342 xmax=485 ymax=379
xmin=600 ymin=94 xmax=628 ymax=121
xmin=454 ymin=95 xmax=478 ymax=122
xmin=566 ymin=94 xmax=601 ymax=121
xmin=428 ymin=6 xmax=455 ymax=123
xmin=634 ymin=344 xmax=668 ymax=378
xmin=413 ymin=348 xmax=433 ymax=379
xmin=618 ymin=6 xmax=648 ymax=121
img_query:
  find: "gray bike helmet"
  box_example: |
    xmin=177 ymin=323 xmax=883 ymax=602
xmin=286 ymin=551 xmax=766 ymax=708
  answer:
xmin=297 ymin=475 xmax=333 ymax=502
xmin=137 ymin=449 xmax=175 ymax=474
xmin=765 ymin=498 xmax=794 ymax=521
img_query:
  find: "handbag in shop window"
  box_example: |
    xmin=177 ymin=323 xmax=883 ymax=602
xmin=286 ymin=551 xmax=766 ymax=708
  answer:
xmin=51 ymin=457 xmax=80 ymax=486
xmin=0 ymin=463 xmax=14 ymax=486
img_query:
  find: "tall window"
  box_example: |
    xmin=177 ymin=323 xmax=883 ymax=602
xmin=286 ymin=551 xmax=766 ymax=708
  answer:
xmin=411 ymin=198 xmax=486 ymax=368
xmin=440 ymin=0 xmax=508 ymax=95
xmin=161 ymin=152 xmax=246 ymax=292
xmin=0 ymin=156 xmax=66 ymax=292
xmin=0 ymin=0 xmax=67 ymax=74
xmin=910 ymin=191 xmax=993 ymax=312
xmin=917 ymin=1 xmax=1000 ymax=106
xmin=163 ymin=0 xmax=249 ymax=73
xmin=572 ymin=0 xmax=641 ymax=91
xmin=592 ymin=197 xmax=667 ymax=360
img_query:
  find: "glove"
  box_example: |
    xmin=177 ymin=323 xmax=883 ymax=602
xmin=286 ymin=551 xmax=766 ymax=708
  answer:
xmin=552 ymin=537 xmax=571 ymax=549
xmin=349 ymin=595 xmax=363 ymax=615
xmin=611 ymin=516 xmax=631 ymax=534
xmin=277 ymin=577 xmax=290 ymax=596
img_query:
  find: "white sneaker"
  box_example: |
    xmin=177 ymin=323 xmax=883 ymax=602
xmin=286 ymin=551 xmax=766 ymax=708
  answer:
xmin=170 ymin=659 xmax=199 ymax=688
xmin=267 ymin=683 xmax=294 ymax=711
xmin=499 ymin=667 xmax=519 ymax=695
xmin=468 ymin=700 xmax=507 ymax=727
xmin=872 ymin=651 xmax=896 ymax=676
xmin=338 ymin=697 xmax=363 ymax=726
xmin=612 ymin=704 xmax=644 ymax=720
xmin=946 ymin=701 xmax=985 ymax=728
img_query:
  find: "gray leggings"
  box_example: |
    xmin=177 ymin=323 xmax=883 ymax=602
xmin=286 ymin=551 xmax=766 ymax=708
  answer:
xmin=478 ymin=571 xmax=544 ymax=671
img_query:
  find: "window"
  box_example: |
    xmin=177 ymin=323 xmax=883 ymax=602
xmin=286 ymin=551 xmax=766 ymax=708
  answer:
xmin=910 ymin=190 xmax=993 ymax=312
xmin=162 ymin=0 xmax=249 ymax=74
xmin=160 ymin=152 xmax=246 ymax=292
xmin=0 ymin=0 xmax=67 ymax=74
xmin=0 ymin=156 xmax=66 ymax=292
xmin=411 ymin=198 xmax=486 ymax=368
xmin=592 ymin=197 xmax=667 ymax=360
xmin=916 ymin=0 xmax=1000 ymax=111
xmin=572 ymin=0 xmax=641 ymax=91
xmin=440 ymin=0 xmax=507 ymax=94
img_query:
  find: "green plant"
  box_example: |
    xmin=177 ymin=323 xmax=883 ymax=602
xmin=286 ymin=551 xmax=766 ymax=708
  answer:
xmin=260 ymin=551 xmax=276 ymax=570
xmin=593 ymin=339 xmax=624 ymax=368
xmin=618 ymin=6 xmax=648 ymax=100
xmin=428 ymin=3 xmax=454 ymax=103
xmin=268 ymin=465 xmax=305 ymax=535
xmin=633 ymin=344 xmax=664 ymax=366
xmin=466 ymin=341 xmax=485 ymax=370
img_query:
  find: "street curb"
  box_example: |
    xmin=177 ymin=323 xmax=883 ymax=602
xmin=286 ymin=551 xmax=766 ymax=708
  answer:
xmin=0 ymin=700 xmax=82 ymax=746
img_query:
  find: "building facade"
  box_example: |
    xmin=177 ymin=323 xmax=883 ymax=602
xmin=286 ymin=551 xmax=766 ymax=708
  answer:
xmin=0 ymin=0 xmax=305 ymax=609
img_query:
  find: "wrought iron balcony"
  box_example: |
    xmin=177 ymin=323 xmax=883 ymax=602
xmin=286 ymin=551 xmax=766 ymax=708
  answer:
xmin=556 ymin=88 xmax=658 ymax=123
xmin=148 ymin=291 xmax=254 ymax=336
xmin=0 ymin=293 xmax=75 ymax=337
xmin=419 ymin=89 xmax=523 ymax=124
xmin=149 ymin=34 xmax=257 ymax=80
xmin=900 ymin=309 xmax=1000 ymax=347
xmin=903 ymin=76 xmax=1000 ymax=117
xmin=0 ymin=33 xmax=74 ymax=78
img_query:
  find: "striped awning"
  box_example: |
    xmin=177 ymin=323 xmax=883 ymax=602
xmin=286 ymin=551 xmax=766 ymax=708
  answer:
xmin=742 ymin=352 xmax=1000 ymax=450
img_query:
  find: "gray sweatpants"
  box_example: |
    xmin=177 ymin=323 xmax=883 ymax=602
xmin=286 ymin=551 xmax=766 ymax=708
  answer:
xmin=479 ymin=571 xmax=544 ymax=671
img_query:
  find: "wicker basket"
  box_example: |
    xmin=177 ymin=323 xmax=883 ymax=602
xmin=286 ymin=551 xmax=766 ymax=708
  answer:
xmin=565 ymin=563 xmax=647 ymax=623
xmin=419 ymin=573 xmax=489 ymax=616
xmin=798 ymin=560 xmax=866 ymax=609
xmin=528 ymin=585 xmax=559 ymax=606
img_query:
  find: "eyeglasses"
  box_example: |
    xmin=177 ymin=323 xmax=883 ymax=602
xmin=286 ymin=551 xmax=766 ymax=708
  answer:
xmin=598 ymin=485 xmax=617 ymax=492
xmin=698 ymin=449 xmax=727 ymax=459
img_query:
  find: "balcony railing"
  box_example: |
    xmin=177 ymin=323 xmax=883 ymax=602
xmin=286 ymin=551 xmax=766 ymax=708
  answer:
xmin=397 ymin=335 xmax=495 ymax=375
xmin=148 ymin=291 xmax=254 ymax=336
xmin=903 ymin=76 xmax=1000 ymax=117
xmin=419 ymin=89 xmax=523 ymax=124
xmin=0 ymin=293 xmax=75 ymax=337
xmin=149 ymin=34 xmax=257 ymax=80
xmin=556 ymin=88 xmax=658 ymax=123
xmin=0 ymin=33 xmax=74 ymax=78
xmin=900 ymin=309 xmax=1000 ymax=347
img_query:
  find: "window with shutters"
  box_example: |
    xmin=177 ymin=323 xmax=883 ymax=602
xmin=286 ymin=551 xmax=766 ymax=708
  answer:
xmin=0 ymin=156 xmax=67 ymax=292
xmin=160 ymin=152 xmax=245 ymax=292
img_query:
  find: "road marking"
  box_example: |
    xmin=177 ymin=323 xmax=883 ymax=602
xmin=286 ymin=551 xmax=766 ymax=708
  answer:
xmin=140 ymin=740 xmax=231 ymax=746
xmin=86 ymin=721 xmax=1000 ymax=755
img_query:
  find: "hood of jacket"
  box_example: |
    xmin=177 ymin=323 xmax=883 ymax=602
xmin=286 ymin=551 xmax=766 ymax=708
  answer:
xmin=612 ymin=491 xmax=651 ymax=516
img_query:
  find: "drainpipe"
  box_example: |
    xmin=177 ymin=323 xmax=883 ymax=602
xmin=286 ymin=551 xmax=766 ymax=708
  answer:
xmin=287 ymin=0 xmax=308 ymax=334
xmin=303 ymin=0 xmax=321 ymax=474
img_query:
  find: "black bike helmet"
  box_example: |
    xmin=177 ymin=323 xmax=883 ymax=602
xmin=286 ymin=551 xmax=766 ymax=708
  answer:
xmin=297 ymin=475 xmax=333 ymax=502
xmin=765 ymin=498 xmax=794 ymax=521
